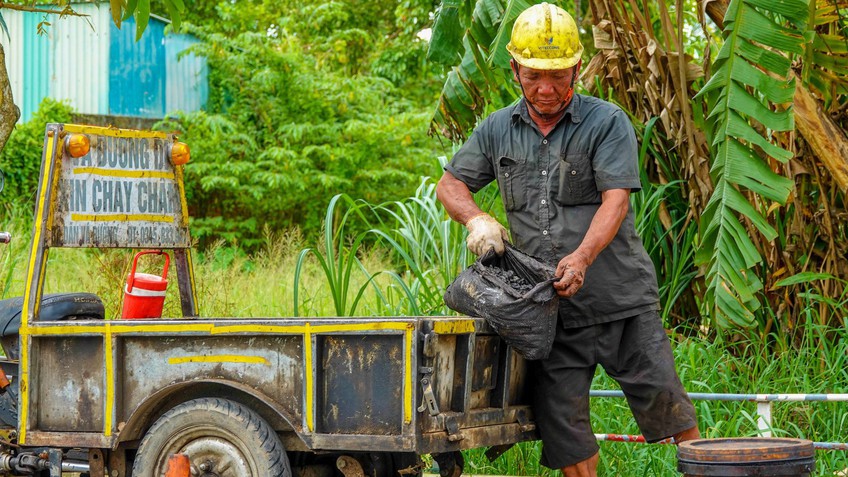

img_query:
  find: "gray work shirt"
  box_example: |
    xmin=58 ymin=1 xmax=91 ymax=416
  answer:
xmin=445 ymin=94 xmax=659 ymax=328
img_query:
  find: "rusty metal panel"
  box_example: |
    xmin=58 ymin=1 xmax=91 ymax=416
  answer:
xmin=307 ymin=433 xmax=414 ymax=453
xmin=317 ymin=335 xmax=403 ymax=435
xmin=119 ymin=335 xmax=304 ymax=425
xmin=431 ymin=334 xmax=457 ymax=413
xmin=419 ymin=421 xmax=538 ymax=454
xmin=24 ymin=431 xmax=113 ymax=449
xmin=507 ymin=349 xmax=530 ymax=406
xmin=471 ymin=336 xmax=499 ymax=393
xmin=33 ymin=336 xmax=104 ymax=432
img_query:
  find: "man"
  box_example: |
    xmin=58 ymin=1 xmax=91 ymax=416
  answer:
xmin=435 ymin=3 xmax=700 ymax=476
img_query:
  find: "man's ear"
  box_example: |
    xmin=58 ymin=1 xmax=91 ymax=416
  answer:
xmin=510 ymin=59 xmax=520 ymax=82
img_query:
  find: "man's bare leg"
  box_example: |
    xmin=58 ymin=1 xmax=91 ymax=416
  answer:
xmin=561 ymin=452 xmax=599 ymax=477
xmin=674 ymin=426 xmax=701 ymax=443
xmin=559 ymin=427 xmax=697 ymax=477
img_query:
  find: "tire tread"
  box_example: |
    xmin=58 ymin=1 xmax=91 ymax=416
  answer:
xmin=132 ymin=397 xmax=290 ymax=477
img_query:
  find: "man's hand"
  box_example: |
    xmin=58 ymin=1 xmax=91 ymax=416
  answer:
xmin=465 ymin=213 xmax=509 ymax=256
xmin=554 ymin=251 xmax=591 ymax=297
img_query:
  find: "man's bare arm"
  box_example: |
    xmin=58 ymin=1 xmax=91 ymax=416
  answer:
xmin=554 ymin=188 xmax=630 ymax=297
xmin=436 ymin=171 xmax=484 ymax=225
xmin=437 ymin=171 xmax=509 ymax=255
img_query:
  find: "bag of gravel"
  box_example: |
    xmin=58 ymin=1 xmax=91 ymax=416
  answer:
xmin=444 ymin=244 xmax=559 ymax=360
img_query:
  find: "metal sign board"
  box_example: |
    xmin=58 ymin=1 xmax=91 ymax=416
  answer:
xmin=50 ymin=124 xmax=191 ymax=248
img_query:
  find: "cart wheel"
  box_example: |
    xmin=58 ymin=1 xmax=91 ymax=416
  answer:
xmin=132 ymin=397 xmax=291 ymax=477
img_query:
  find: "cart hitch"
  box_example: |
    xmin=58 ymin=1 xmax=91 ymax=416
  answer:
xmin=0 ymin=452 xmax=50 ymax=475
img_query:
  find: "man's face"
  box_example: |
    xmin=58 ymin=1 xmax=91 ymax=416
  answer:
xmin=512 ymin=62 xmax=579 ymax=116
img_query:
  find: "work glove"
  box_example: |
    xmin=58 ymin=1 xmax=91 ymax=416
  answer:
xmin=465 ymin=213 xmax=509 ymax=256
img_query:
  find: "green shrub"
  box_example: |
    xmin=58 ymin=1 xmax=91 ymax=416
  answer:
xmin=0 ymin=98 xmax=74 ymax=205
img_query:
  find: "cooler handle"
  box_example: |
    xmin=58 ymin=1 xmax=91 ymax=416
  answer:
xmin=127 ymin=250 xmax=170 ymax=290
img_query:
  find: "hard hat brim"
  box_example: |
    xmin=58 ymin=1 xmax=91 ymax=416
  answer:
xmin=508 ymin=44 xmax=584 ymax=70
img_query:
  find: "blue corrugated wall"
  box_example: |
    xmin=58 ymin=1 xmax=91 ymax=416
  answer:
xmin=9 ymin=7 xmax=207 ymax=122
xmin=165 ymin=34 xmax=209 ymax=114
xmin=21 ymin=12 xmax=52 ymax=122
xmin=108 ymin=16 xmax=167 ymax=118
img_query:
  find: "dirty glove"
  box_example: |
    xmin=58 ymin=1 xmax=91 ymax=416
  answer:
xmin=465 ymin=213 xmax=509 ymax=256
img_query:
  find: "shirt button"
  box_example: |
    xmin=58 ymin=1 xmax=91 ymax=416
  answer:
xmin=542 ymin=139 xmax=548 ymax=144
xmin=541 ymin=200 xmax=546 ymax=205
xmin=504 ymin=172 xmax=509 ymax=178
xmin=571 ymin=170 xmax=577 ymax=175
xmin=541 ymin=170 xmax=547 ymax=176
xmin=542 ymin=230 xmax=548 ymax=235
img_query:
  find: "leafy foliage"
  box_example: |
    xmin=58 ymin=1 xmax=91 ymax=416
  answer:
xmin=0 ymin=98 xmax=73 ymax=204
xmin=429 ymin=0 xmax=535 ymax=140
xmin=106 ymin=0 xmax=187 ymax=40
xmin=801 ymin=0 xmax=848 ymax=108
xmin=151 ymin=1 xmax=445 ymax=249
xmin=694 ymin=0 xmax=806 ymax=327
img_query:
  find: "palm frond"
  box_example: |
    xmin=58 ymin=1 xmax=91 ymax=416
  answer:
xmin=802 ymin=1 xmax=848 ymax=108
xmin=694 ymin=0 xmax=806 ymax=327
xmin=429 ymin=0 xmax=538 ymax=141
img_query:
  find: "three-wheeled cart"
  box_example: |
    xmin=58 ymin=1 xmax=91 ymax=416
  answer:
xmin=0 ymin=124 xmax=537 ymax=477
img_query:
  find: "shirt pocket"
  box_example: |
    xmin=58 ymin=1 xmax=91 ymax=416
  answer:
xmin=497 ymin=155 xmax=527 ymax=211
xmin=556 ymin=152 xmax=600 ymax=205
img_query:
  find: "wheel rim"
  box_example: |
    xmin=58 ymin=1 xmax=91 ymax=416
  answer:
xmin=156 ymin=425 xmax=255 ymax=477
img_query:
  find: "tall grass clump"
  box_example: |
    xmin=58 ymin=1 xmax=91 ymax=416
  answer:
xmin=465 ymin=322 xmax=848 ymax=476
xmin=292 ymin=168 xmax=503 ymax=318
xmin=631 ymin=117 xmax=700 ymax=331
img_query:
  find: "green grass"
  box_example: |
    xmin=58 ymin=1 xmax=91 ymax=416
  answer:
xmin=466 ymin=324 xmax=848 ymax=476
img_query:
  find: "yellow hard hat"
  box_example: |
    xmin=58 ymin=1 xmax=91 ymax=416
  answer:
xmin=506 ymin=2 xmax=583 ymax=70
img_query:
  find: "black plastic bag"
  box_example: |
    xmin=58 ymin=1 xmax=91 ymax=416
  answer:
xmin=444 ymin=244 xmax=559 ymax=360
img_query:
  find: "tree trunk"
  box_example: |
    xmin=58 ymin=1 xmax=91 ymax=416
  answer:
xmin=702 ymin=0 xmax=848 ymax=192
xmin=0 ymin=44 xmax=20 ymax=152
xmin=792 ymin=77 xmax=848 ymax=191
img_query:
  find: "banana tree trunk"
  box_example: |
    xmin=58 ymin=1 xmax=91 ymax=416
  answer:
xmin=702 ymin=0 xmax=848 ymax=191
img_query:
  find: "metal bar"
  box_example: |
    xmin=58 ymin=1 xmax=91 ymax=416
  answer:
xmin=590 ymin=391 xmax=848 ymax=451
xmin=590 ymin=390 xmax=848 ymax=402
xmin=173 ymin=249 xmax=198 ymax=317
xmin=594 ymin=433 xmax=671 ymax=444
xmin=815 ymin=442 xmax=848 ymax=451
xmin=62 ymin=461 xmax=91 ymax=472
xmin=594 ymin=434 xmax=848 ymax=451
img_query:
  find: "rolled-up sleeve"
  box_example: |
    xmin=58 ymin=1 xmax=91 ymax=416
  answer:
xmin=591 ymin=110 xmax=642 ymax=193
xmin=445 ymin=117 xmax=497 ymax=193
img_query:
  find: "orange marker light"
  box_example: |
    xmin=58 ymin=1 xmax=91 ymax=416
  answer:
xmin=165 ymin=454 xmax=191 ymax=477
xmin=65 ymin=134 xmax=90 ymax=158
xmin=171 ymin=142 xmax=190 ymax=165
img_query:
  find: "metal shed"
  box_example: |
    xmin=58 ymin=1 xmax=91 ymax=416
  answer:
xmin=0 ymin=3 xmax=208 ymax=122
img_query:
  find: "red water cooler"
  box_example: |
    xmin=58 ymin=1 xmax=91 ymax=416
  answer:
xmin=122 ymin=251 xmax=169 ymax=319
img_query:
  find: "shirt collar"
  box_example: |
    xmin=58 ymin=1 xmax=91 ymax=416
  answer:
xmin=511 ymin=94 xmax=583 ymax=127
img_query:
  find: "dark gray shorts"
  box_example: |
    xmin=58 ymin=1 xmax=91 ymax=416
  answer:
xmin=531 ymin=310 xmax=697 ymax=469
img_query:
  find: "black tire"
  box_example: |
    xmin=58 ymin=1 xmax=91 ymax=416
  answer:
xmin=132 ymin=397 xmax=291 ymax=477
